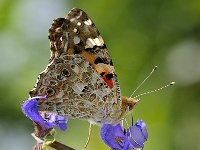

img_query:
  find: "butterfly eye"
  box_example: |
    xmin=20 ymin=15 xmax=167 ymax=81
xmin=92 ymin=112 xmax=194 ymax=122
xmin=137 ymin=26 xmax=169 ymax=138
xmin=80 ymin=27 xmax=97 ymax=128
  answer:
xmin=46 ymin=88 xmax=56 ymax=97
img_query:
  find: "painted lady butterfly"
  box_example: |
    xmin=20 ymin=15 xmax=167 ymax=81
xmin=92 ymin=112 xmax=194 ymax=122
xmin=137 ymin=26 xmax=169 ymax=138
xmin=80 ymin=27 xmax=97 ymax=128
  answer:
xmin=29 ymin=8 xmax=137 ymax=125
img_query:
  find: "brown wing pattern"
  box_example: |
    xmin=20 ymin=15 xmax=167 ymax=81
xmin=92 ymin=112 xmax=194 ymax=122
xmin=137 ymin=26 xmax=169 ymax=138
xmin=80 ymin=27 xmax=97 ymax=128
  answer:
xmin=29 ymin=8 xmax=125 ymax=124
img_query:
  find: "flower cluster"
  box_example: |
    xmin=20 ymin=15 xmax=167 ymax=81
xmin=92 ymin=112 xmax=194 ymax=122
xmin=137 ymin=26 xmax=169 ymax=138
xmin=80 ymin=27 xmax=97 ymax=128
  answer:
xmin=100 ymin=120 xmax=148 ymax=150
xmin=22 ymin=97 xmax=148 ymax=150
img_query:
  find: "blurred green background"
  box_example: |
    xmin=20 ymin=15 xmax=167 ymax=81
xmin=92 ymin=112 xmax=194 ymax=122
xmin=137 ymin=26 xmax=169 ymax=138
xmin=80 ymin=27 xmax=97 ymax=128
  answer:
xmin=0 ymin=0 xmax=200 ymax=149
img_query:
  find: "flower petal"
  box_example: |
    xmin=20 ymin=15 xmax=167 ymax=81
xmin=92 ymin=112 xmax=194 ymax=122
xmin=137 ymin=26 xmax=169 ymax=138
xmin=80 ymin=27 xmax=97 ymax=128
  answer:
xmin=22 ymin=97 xmax=55 ymax=130
xmin=47 ymin=113 xmax=68 ymax=131
xmin=100 ymin=123 xmax=125 ymax=149
xmin=127 ymin=120 xmax=148 ymax=149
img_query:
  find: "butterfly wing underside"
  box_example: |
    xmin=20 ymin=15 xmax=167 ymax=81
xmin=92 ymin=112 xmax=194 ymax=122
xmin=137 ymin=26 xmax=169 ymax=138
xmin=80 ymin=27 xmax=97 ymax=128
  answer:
xmin=29 ymin=8 xmax=127 ymax=124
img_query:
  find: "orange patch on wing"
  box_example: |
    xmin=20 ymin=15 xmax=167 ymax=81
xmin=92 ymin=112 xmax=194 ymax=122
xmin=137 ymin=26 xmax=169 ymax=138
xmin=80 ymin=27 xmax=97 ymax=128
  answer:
xmin=94 ymin=65 xmax=114 ymax=89
xmin=81 ymin=51 xmax=114 ymax=89
xmin=103 ymin=75 xmax=113 ymax=88
xmin=82 ymin=51 xmax=96 ymax=65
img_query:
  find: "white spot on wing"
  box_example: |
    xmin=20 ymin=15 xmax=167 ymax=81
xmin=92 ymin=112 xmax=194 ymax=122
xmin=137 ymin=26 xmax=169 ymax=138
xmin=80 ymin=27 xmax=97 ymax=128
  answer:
xmin=74 ymin=36 xmax=81 ymax=44
xmin=84 ymin=19 xmax=92 ymax=25
xmin=86 ymin=38 xmax=96 ymax=48
xmin=70 ymin=18 xmax=75 ymax=22
xmin=74 ymin=28 xmax=78 ymax=33
xmin=93 ymin=38 xmax=102 ymax=46
xmin=85 ymin=37 xmax=104 ymax=48
xmin=55 ymin=27 xmax=61 ymax=32
xmin=77 ymin=22 xmax=81 ymax=26
xmin=98 ymin=36 xmax=104 ymax=44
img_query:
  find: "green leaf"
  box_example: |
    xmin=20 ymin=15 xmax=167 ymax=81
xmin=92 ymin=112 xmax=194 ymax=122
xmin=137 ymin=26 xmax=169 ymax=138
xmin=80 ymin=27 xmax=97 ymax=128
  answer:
xmin=42 ymin=129 xmax=56 ymax=150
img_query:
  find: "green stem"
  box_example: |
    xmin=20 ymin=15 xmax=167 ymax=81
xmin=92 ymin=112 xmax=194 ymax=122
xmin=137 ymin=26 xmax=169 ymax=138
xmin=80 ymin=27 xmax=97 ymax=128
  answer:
xmin=49 ymin=140 xmax=75 ymax=150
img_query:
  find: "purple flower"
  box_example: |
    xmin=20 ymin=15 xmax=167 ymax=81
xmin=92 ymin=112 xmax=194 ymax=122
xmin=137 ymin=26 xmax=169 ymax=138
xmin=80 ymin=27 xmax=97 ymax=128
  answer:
xmin=100 ymin=123 xmax=125 ymax=150
xmin=46 ymin=113 xmax=68 ymax=131
xmin=100 ymin=120 xmax=148 ymax=150
xmin=126 ymin=120 xmax=148 ymax=149
xmin=22 ymin=96 xmax=68 ymax=131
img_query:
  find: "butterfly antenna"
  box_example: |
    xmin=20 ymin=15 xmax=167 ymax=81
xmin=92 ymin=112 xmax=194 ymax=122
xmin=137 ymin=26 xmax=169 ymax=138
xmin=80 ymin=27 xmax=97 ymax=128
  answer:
xmin=134 ymin=82 xmax=175 ymax=100
xmin=129 ymin=66 xmax=158 ymax=98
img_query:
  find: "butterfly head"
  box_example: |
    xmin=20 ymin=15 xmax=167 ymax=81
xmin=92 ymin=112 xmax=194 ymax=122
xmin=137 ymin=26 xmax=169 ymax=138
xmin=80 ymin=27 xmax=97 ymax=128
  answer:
xmin=122 ymin=97 xmax=138 ymax=113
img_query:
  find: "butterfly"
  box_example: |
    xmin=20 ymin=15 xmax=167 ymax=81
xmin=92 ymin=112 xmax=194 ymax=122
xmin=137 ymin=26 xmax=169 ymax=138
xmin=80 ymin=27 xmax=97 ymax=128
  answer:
xmin=29 ymin=8 xmax=137 ymax=125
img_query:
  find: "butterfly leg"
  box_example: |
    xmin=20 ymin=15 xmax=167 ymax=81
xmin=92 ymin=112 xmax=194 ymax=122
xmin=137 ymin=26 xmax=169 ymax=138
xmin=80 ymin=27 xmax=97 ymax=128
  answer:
xmin=84 ymin=122 xmax=92 ymax=148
